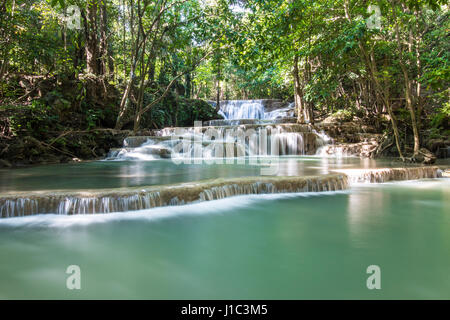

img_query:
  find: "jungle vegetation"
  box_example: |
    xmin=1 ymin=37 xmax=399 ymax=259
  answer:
xmin=0 ymin=0 xmax=448 ymax=163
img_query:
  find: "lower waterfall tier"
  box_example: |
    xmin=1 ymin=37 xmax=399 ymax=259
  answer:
xmin=336 ymin=166 xmax=443 ymax=183
xmin=0 ymin=174 xmax=348 ymax=217
xmin=0 ymin=166 xmax=445 ymax=218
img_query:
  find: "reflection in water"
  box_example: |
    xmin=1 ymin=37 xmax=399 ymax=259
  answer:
xmin=0 ymin=157 xmax=409 ymax=193
xmin=320 ymin=157 xmax=330 ymax=175
xmin=361 ymin=157 xmax=371 ymax=169
xmin=347 ymin=186 xmax=386 ymax=243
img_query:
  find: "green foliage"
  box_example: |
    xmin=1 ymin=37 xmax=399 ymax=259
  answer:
xmin=431 ymin=101 xmax=450 ymax=129
xmin=85 ymin=109 xmax=103 ymax=129
xmin=8 ymin=102 xmax=60 ymax=137
xmin=1 ymin=0 xmax=449 ymax=137
xmin=330 ymin=109 xmax=354 ymax=122
xmin=141 ymin=91 xmax=221 ymax=129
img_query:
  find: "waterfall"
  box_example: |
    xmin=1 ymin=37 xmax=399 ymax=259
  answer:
xmin=203 ymin=118 xmax=297 ymax=126
xmin=0 ymin=175 xmax=349 ymax=218
xmin=102 ymin=99 xmax=307 ymax=160
xmin=0 ymin=166 xmax=444 ymax=218
xmin=336 ymin=167 xmax=443 ymax=184
xmin=0 ymin=192 xmax=163 ymax=218
xmin=264 ymin=102 xmax=295 ymax=120
xmin=219 ymin=100 xmax=266 ymax=120
xmin=106 ymin=139 xmax=173 ymax=160
xmin=106 ymin=124 xmax=324 ymax=161
xmin=217 ymin=100 xmax=295 ymax=121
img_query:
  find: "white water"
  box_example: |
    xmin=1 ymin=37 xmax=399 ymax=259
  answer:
xmin=217 ymin=100 xmax=295 ymax=120
xmin=107 ymin=124 xmax=326 ymax=161
xmin=106 ymin=139 xmax=174 ymax=161
xmin=264 ymin=103 xmax=295 ymax=119
xmin=0 ymin=175 xmax=349 ymax=217
xmin=218 ymin=100 xmax=266 ymax=120
xmin=4 ymin=99 xmax=443 ymax=219
xmin=0 ymin=166 xmax=443 ymax=218
xmin=105 ymin=100 xmax=322 ymax=161
xmin=0 ymin=190 xmax=350 ymax=228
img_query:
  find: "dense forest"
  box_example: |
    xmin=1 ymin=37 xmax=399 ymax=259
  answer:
xmin=0 ymin=0 xmax=448 ymax=166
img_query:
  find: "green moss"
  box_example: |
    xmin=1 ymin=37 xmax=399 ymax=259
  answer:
xmin=330 ymin=109 xmax=354 ymax=122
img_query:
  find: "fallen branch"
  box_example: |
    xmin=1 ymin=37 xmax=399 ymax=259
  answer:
xmin=47 ymin=128 xmax=130 ymax=146
xmin=48 ymin=130 xmax=74 ymax=147
xmin=40 ymin=141 xmax=78 ymax=159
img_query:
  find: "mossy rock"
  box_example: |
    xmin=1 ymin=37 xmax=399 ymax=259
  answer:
xmin=140 ymin=95 xmax=223 ymax=129
xmin=323 ymin=109 xmax=354 ymax=123
xmin=177 ymin=98 xmax=223 ymax=126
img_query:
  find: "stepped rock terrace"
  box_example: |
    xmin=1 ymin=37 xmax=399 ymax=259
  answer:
xmin=0 ymin=167 xmax=444 ymax=218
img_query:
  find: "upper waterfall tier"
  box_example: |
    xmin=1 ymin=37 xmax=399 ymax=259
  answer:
xmin=213 ymin=99 xmax=294 ymax=121
xmin=203 ymin=117 xmax=297 ymax=126
xmin=218 ymin=100 xmax=265 ymax=119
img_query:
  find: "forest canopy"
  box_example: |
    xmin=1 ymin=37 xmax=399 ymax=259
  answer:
xmin=0 ymin=0 xmax=449 ymax=163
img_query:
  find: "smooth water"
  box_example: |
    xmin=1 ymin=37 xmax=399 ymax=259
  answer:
xmin=0 ymin=157 xmax=418 ymax=193
xmin=0 ymin=179 xmax=449 ymax=299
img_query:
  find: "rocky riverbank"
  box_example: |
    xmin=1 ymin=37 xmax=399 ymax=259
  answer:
xmin=0 ymin=129 xmax=131 ymax=167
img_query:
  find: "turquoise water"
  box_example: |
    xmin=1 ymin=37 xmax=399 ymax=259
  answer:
xmin=0 ymin=178 xmax=449 ymax=299
xmin=0 ymin=157 xmax=414 ymax=192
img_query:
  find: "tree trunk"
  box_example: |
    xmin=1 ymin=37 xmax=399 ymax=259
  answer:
xmin=393 ymin=2 xmax=420 ymax=156
xmin=215 ymin=79 xmax=221 ymax=112
xmin=304 ymin=57 xmax=314 ymax=124
xmin=0 ymin=0 xmax=15 ymax=82
xmin=344 ymin=0 xmax=403 ymax=159
xmin=215 ymin=59 xmax=221 ymax=112
xmin=293 ymin=55 xmax=304 ymax=123
xmin=115 ymin=2 xmax=142 ymax=130
xmin=99 ymin=1 xmax=113 ymax=76
xmin=85 ymin=0 xmax=100 ymax=75
xmin=185 ymin=73 xmax=191 ymax=99
xmin=73 ymin=33 xmax=83 ymax=73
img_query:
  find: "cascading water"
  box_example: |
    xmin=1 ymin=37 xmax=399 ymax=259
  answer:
xmin=106 ymin=138 xmax=173 ymax=161
xmin=105 ymin=99 xmax=318 ymax=161
xmin=106 ymin=124 xmax=324 ymax=161
xmin=336 ymin=167 xmax=443 ymax=184
xmin=264 ymin=102 xmax=295 ymax=120
xmin=6 ymin=99 xmax=443 ymax=220
xmin=0 ymin=166 xmax=444 ymax=218
xmin=103 ymin=97 xmax=341 ymax=162
xmin=0 ymin=175 xmax=349 ymax=217
xmin=216 ymin=100 xmax=295 ymax=121
xmin=218 ymin=100 xmax=266 ymax=120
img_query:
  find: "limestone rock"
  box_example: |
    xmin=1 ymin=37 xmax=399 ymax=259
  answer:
xmin=415 ymin=148 xmax=436 ymax=164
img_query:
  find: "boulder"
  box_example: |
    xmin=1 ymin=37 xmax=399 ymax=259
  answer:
xmin=415 ymin=148 xmax=436 ymax=164
xmin=426 ymin=139 xmax=446 ymax=153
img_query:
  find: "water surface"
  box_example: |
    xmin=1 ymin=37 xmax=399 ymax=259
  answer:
xmin=0 ymin=157 xmax=431 ymax=193
xmin=0 ymin=179 xmax=448 ymax=299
